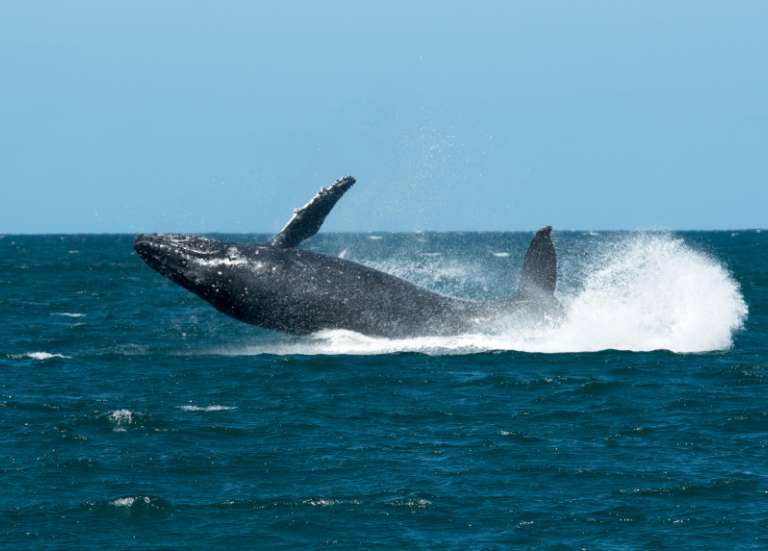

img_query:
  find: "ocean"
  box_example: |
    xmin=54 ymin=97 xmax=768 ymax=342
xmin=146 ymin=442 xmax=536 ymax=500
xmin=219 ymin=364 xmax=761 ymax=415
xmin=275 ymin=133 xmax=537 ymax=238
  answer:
xmin=1 ymin=230 xmax=765 ymax=549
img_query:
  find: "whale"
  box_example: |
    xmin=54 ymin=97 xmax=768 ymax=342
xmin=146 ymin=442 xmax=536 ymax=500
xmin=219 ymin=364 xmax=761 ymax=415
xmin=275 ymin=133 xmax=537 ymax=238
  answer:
xmin=134 ymin=177 xmax=561 ymax=338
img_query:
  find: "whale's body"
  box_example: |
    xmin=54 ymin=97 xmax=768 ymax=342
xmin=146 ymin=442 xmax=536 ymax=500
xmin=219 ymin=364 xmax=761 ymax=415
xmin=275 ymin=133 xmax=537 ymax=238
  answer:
xmin=135 ymin=177 xmax=561 ymax=337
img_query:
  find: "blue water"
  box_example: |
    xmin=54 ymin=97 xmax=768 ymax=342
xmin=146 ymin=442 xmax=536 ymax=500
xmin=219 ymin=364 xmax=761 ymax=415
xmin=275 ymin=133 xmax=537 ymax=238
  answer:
xmin=1 ymin=231 xmax=765 ymax=549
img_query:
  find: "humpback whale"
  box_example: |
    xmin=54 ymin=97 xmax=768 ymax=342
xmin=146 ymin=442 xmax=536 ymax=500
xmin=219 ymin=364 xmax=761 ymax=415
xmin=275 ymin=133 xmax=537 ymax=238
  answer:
xmin=134 ymin=177 xmax=561 ymax=337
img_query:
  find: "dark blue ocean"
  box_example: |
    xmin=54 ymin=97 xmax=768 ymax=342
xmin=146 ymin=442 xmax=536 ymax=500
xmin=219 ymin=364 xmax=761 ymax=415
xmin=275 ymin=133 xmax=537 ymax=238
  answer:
xmin=1 ymin=231 xmax=765 ymax=549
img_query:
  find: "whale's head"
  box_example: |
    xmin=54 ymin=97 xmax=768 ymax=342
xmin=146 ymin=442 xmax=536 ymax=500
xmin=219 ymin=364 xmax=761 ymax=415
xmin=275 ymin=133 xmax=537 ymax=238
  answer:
xmin=134 ymin=234 xmax=227 ymax=285
xmin=134 ymin=233 xmax=320 ymax=331
xmin=132 ymin=233 xmax=261 ymax=311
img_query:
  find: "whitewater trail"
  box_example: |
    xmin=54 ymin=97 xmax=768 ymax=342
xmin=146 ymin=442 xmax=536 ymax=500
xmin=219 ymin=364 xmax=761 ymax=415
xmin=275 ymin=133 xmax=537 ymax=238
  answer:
xmin=217 ymin=235 xmax=747 ymax=356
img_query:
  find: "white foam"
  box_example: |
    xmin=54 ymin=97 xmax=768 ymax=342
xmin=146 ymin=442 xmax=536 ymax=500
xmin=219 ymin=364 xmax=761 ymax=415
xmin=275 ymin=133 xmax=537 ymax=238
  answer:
xmin=110 ymin=496 xmax=150 ymax=508
xmin=491 ymin=251 xmax=511 ymax=257
xmin=52 ymin=312 xmax=85 ymax=318
xmin=13 ymin=352 xmax=69 ymax=360
xmin=533 ymin=235 xmax=748 ymax=353
xmin=216 ymin=235 xmax=747 ymax=355
xmin=108 ymin=409 xmax=134 ymax=431
xmin=178 ymin=404 xmax=237 ymax=412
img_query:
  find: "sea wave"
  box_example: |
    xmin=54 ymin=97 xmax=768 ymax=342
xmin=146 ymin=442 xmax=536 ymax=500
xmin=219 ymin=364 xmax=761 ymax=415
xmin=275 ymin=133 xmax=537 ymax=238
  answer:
xmin=10 ymin=352 xmax=70 ymax=361
xmin=51 ymin=312 xmax=86 ymax=318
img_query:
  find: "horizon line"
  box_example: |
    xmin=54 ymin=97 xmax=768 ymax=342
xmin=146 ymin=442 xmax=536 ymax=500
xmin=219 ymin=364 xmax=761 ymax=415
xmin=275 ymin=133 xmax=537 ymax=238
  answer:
xmin=1 ymin=228 xmax=765 ymax=237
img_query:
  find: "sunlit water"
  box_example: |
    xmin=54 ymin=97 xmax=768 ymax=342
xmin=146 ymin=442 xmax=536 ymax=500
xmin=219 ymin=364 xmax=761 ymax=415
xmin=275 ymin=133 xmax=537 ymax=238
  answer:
xmin=1 ymin=231 xmax=765 ymax=549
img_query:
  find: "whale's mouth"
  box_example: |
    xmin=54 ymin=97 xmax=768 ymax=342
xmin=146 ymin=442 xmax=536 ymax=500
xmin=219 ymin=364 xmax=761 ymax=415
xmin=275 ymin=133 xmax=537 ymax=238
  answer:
xmin=135 ymin=234 xmax=179 ymax=277
xmin=134 ymin=234 xmax=222 ymax=282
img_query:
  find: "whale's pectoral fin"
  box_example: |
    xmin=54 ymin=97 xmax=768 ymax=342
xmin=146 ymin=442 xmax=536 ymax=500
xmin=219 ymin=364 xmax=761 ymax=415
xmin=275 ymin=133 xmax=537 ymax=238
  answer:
xmin=271 ymin=176 xmax=356 ymax=248
xmin=518 ymin=226 xmax=557 ymax=297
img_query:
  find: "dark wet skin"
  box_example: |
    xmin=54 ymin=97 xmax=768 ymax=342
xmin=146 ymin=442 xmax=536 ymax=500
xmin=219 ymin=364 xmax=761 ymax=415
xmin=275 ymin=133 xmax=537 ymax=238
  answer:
xmin=134 ymin=178 xmax=561 ymax=338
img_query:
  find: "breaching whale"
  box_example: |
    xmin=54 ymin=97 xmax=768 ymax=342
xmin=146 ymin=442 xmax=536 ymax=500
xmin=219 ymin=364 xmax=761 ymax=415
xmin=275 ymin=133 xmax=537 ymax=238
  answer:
xmin=134 ymin=177 xmax=561 ymax=338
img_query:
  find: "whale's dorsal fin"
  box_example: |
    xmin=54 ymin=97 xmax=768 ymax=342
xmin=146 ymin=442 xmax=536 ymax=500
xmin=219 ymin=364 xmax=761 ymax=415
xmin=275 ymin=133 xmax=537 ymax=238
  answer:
xmin=271 ymin=176 xmax=356 ymax=248
xmin=518 ymin=226 xmax=557 ymax=297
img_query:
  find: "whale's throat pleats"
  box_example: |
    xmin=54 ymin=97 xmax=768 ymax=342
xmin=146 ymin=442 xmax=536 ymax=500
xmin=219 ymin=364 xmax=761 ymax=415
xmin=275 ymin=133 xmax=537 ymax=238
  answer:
xmin=518 ymin=226 xmax=557 ymax=297
xmin=271 ymin=176 xmax=356 ymax=248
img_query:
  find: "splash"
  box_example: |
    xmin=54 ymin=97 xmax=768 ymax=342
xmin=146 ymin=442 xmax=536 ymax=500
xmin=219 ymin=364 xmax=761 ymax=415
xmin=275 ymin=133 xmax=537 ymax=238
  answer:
xmin=219 ymin=235 xmax=747 ymax=355
xmin=110 ymin=496 xmax=149 ymax=508
xmin=363 ymin=256 xmax=493 ymax=299
xmin=538 ymin=235 xmax=747 ymax=353
xmin=107 ymin=409 xmax=135 ymax=432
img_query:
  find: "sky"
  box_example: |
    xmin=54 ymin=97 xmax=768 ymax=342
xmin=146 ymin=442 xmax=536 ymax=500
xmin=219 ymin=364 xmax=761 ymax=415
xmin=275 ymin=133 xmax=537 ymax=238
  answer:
xmin=1 ymin=1 xmax=766 ymax=233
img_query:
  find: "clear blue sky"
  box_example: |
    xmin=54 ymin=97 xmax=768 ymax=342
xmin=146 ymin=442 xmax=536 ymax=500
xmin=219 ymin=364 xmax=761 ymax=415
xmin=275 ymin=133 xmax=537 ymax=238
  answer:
xmin=1 ymin=1 xmax=766 ymax=233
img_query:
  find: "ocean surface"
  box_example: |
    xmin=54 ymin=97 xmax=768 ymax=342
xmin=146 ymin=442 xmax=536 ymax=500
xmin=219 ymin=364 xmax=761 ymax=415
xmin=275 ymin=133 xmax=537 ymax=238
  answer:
xmin=1 ymin=230 xmax=765 ymax=549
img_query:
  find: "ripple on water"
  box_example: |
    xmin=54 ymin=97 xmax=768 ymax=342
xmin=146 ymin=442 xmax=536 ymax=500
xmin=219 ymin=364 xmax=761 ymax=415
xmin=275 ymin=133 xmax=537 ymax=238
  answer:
xmin=178 ymin=404 xmax=237 ymax=412
xmin=616 ymin=476 xmax=761 ymax=499
xmin=82 ymin=496 xmax=175 ymax=517
xmin=388 ymin=498 xmax=432 ymax=509
xmin=302 ymin=498 xmax=361 ymax=507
